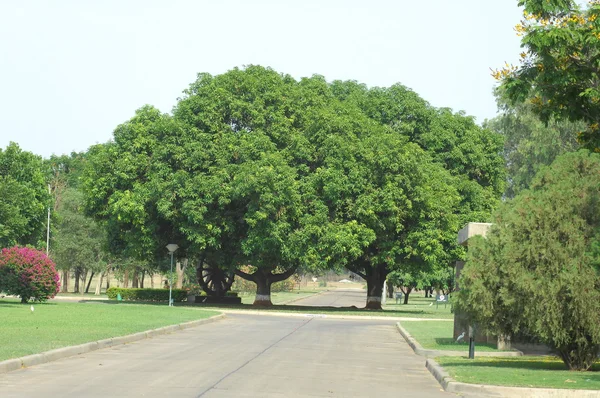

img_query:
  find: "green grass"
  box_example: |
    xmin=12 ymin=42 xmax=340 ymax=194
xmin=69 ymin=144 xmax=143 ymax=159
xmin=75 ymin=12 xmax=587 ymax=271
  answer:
xmin=437 ymin=356 xmax=600 ymax=390
xmin=401 ymin=321 xmax=505 ymax=352
xmin=0 ymin=299 xmax=218 ymax=361
xmin=383 ymin=295 xmax=454 ymax=319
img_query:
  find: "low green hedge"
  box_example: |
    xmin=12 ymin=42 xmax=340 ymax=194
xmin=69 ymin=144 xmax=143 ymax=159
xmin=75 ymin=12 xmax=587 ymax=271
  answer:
xmin=106 ymin=287 xmax=188 ymax=302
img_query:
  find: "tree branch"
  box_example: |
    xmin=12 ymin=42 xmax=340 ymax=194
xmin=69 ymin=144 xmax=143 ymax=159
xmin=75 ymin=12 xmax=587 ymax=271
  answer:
xmin=345 ymin=264 xmax=366 ymax=280
xmin=234 ymin=268 xmax=256 ymax=282
xmin=270 ymin=265 xmax=298 ymax=283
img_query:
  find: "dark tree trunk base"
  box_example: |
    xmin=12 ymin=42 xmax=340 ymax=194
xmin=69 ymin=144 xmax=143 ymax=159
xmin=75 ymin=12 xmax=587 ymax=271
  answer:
xmin=365 ymin=297 xmax=382 ymax=310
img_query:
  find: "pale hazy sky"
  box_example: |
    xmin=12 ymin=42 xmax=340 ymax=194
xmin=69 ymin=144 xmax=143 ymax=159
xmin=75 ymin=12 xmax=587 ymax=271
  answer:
xmin=0 ymin=0 xmax=523 ymax=158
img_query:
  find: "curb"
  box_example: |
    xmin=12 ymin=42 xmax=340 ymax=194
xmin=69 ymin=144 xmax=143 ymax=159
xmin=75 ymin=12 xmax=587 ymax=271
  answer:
xmin=396 ymin=322 xmax=523 ymax=358
xmin=0 ymin=313 xmax=226 ymax=375
xmin=426 ymin=359 xmax=600 ymax=398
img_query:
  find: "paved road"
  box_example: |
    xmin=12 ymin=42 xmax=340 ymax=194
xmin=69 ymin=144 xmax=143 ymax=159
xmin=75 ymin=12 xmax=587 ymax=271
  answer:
xmin=0 ymin=310 xmax=453 ymax=397
xmin=291 ymin=288 xmax=367 ymax=308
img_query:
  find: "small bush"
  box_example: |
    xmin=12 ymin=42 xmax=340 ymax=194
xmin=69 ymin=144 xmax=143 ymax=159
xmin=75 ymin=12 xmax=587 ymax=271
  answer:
xmin=106 ymin=287 xmax=187 ymax=302
xmin=0 ymin=246 xmax=60 ymax=303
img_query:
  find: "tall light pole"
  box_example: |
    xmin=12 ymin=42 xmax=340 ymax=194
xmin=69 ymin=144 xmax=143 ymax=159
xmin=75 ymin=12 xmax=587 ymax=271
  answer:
xmin=166 ymin=244 xmax=179 ymax=306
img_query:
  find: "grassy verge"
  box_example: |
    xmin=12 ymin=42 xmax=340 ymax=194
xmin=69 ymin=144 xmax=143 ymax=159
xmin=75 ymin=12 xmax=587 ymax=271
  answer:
xmin=401 ymin=321 xmax=504 ymax=352
xmin=0 ymin=299 xmax=218 ymax=361
xmin=383 ymin=295 xmax=453 ymax=319
xmin=437 ymin=356 xmax=600 ymax=390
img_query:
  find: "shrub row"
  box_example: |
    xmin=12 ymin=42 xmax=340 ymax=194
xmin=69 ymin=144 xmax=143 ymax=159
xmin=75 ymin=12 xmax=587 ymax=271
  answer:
xmin=106 ymin=287 xmax=188 ymax=302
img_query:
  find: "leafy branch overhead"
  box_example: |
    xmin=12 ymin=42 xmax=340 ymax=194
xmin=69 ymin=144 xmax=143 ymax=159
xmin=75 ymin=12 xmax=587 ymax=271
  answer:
xmin=497 ymin=0 xmax=600 ymax=150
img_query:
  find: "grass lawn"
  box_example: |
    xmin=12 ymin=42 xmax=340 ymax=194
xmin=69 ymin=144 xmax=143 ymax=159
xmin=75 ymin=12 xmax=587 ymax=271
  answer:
xmin=437 ymin=356 xmax=600 ymax=390
xmin=401 ymin=321 xmax=504 ymax=352
xmin=383 ymin=295 xmax=453 ymax=319
xmin=0 ymin=299 xmax=218 ymax=361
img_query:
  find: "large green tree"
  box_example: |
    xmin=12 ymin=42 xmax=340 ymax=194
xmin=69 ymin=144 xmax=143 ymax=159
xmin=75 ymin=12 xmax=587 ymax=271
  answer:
xmin=328 ymin=81 xmax=505 ymax=307
xmin=0 ymin=143 xmax=50 ymax=248
xmin=52 ymin=187 xmax=107 ymax=293
xmin=485 ymin=100 xmax=581 ymax=197
xmin=456 ymin=150 xmax=600 ymax=371
xmin=499 ymin=0 xmax=600 ymax=150
xmin=83 ymin=68 xmax=370 ymax=305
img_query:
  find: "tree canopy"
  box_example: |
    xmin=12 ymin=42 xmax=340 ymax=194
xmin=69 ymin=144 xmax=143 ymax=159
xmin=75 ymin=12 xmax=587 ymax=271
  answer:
xmin=82 ymin=66 xmax=505 ymax=307
xmin=485 ymin=98 xmax=581 ymax=197
xmin=456 ymin=150 xmax=600 ymax=371
xmin=0 ymin=143 xmax=50 ymax=248
xmin=497 ymin=0 xmax=600 ymax=150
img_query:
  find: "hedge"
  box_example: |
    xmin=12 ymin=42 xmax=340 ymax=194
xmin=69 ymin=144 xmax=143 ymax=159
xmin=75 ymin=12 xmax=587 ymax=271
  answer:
xmin=106 ymin=287 xmax=188 ymax=302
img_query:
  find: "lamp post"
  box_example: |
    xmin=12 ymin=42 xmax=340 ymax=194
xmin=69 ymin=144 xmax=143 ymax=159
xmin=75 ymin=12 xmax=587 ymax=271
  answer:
xmin=166 ymin=244 xmax=179 ymax=306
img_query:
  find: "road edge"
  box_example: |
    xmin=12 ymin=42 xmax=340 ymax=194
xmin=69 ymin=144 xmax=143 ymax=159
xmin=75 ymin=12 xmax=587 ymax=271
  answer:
xmin=0 ymin=313 xmax=226 ymax=374
xmin=396 ymin=322 xmax=523 ymax=358
xmin=425 ymin=358 xmax=600 ymax=398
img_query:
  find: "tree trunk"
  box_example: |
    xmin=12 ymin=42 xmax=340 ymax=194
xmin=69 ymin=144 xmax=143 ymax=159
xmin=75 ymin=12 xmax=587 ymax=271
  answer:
xmin=94 ymin=271 xmax=104 ymax=295
xmin=140 ymin=270 xmax=145 ymax=288
xmin=234 ymin=266 xmax=297 ymax=307
xmin=386 ymin=280 xmax=394 ymax=298
xmin=132 ymin=268 xmax=139 ymax=288
xmin=85 ymin=271 xmax=95 ymax=293
xmin=61 ymin=270 xmax=69 ymax=293
xmin=175 ymin=259 xmax=188 ymax=289
xmin=74 ymin=269 xmax=81 ymax=293
xmin=254 ymin=276 xmax=273 ymax=306
xmin=403 ymin=289 xmax=412 ymax=304
xmin=497 ymin=334 xmax=512 ymax=350
xmin=150 ymin=272 xmax=154 ymax=288
xmin=364 ymin=264 xmax=388 ymax=310
xmin=557 ymin=342 xmax=600 ymax=371
xmin=123 ymin=269 xmax=129 ymax=288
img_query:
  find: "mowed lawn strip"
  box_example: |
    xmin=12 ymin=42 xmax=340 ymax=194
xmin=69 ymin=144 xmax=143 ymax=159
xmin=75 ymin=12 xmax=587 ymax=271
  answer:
xmin=436 ymin=356 xmax=600 ymax=390
xmin=401 ymin=320 xmax=503 ymax=352
xmin=0 ymin=300 xmax=219 ymax=361
xmin=383 ymin=295 xmax=454 ymax=319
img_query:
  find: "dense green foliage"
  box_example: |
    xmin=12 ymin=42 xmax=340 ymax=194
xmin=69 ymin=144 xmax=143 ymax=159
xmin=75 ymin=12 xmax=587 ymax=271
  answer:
xmin=0 ymin=143 xmax=51 ymax=248
xmin=499 ymin=0 xmax=600 ymax=150
xmin=456 ymin=150 xmax=600 ymax=370
xmin=0 ymin=246 xmax=60 ymax=303
xmin=52 ymin=188 xmax=107 ymax=290
xmin=106 ymin=287 xmax=188 ymax=302
xmin=82 ymin=66 xmax=505 ymax=308
xmin=485 ymin=101 xmax=581 ymax=197
xmin=327 ymin=81 xmax=505 ymax=307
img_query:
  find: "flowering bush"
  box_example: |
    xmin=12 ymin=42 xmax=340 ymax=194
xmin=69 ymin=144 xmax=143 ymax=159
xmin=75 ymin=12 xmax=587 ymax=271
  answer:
xmin=0 ymin=246 xmax=60 ymax=303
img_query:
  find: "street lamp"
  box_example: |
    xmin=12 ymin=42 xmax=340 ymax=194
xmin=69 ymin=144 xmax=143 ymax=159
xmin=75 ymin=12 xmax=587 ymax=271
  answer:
xmin=166 ymin=244 xmax=179 ymax=306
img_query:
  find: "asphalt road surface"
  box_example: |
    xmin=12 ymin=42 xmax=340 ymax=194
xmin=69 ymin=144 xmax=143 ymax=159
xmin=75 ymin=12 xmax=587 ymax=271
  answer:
xmin=291 ymin=288 xmax=367 ymax=308
xmin=0 ymin=293 xmax=453 ymax=397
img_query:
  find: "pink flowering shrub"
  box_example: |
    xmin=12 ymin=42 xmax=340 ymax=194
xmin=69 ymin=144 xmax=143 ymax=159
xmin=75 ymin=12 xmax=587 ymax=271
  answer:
xmin=0 ymin=246 xmax=60 ymax=303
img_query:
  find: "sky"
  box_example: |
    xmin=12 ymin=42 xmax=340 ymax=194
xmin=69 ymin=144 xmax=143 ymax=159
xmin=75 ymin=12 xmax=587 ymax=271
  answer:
xmin=0 ymin=0 xmax=524 ymax=158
